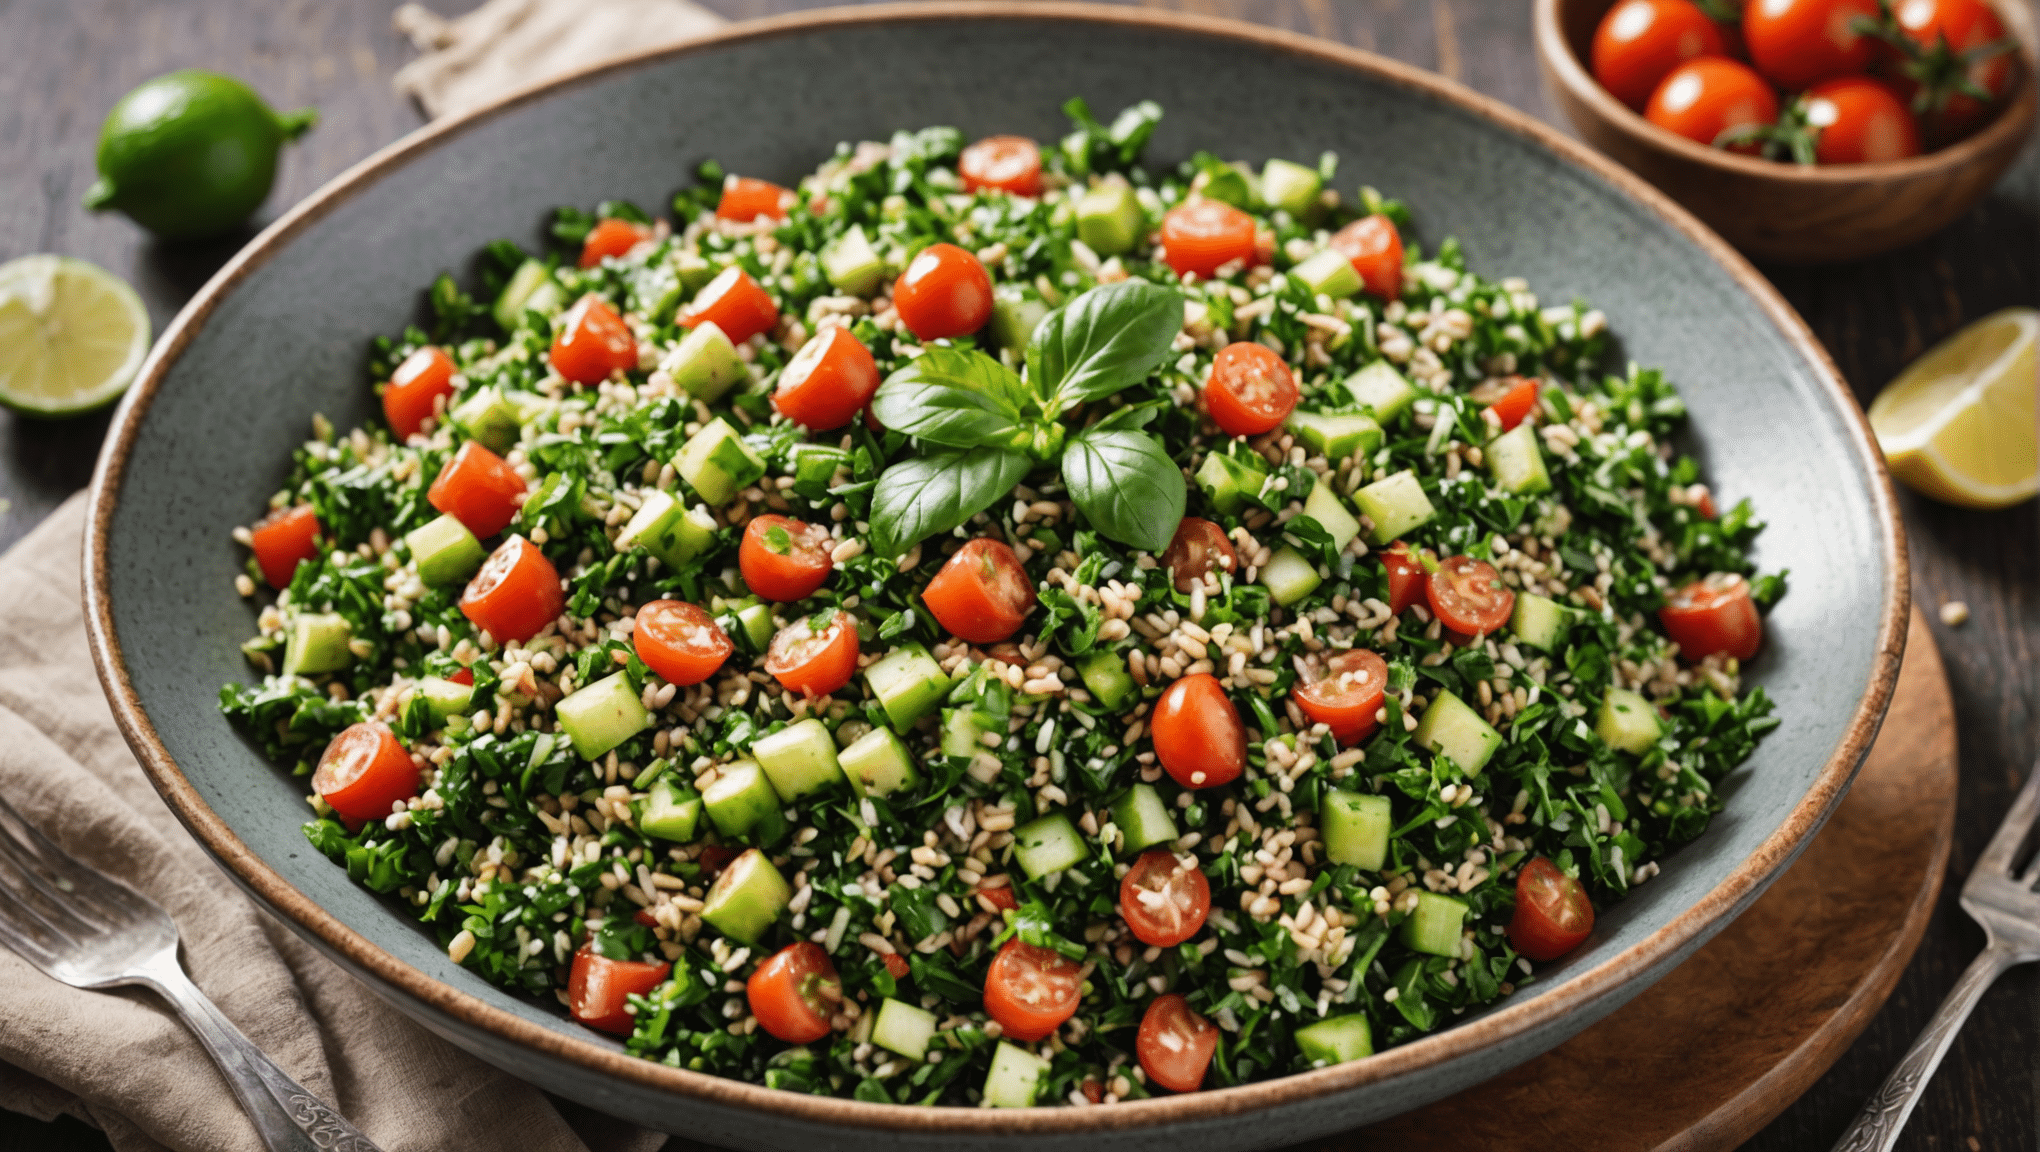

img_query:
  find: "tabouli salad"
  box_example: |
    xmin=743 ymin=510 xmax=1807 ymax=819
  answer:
xmin=223 ymin=98 xmax=1783 ymax=1108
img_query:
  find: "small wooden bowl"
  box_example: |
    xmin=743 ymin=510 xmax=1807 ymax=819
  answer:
xmin=1535 ymin=0 xmax=2039 ymax=264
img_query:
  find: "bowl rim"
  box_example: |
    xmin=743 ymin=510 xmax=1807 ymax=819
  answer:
xmin=82 ymin=0 xmax=1909 ymax=1135
xmin=1532 ymin=0 xmax=2040 ymax=183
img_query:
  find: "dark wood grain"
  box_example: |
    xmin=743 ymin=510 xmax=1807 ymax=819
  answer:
xmin=0 ymin=2 xmax=2033 ymax=1150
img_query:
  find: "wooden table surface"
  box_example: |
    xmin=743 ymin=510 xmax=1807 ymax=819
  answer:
xmin=1 ymin=1 xmax=2033 ymax=1149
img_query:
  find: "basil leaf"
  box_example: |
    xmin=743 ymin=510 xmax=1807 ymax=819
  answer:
xmin=870 ymin=347 xmax=1029 ymax=449
xmin=1060 ymin=428 xmax=1185 ymax=553
xmin=1089 ymin=403 xmax=1161 ymax=433
xmin=1027 ymin=280 xmax=1184 ymax=411
xmin=868 ymin=447 xmax=1030 ymax=557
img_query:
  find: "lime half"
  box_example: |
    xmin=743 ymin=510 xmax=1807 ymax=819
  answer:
xmin=0 ymin=256 xmax=152 ymax=417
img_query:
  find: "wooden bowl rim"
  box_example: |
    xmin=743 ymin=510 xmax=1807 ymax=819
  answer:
xmin=82 ymin=0 xmax=1910 ymax=1136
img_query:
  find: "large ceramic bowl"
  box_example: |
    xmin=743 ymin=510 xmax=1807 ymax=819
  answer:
xmin=84 ymin=4 xmax=1907 ymax=1148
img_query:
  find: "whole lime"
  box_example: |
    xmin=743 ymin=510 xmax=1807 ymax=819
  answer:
xmin=82 ymin=70 xmax=317 ymax=241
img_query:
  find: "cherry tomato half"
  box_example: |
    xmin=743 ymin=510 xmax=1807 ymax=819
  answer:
xmin=959 ymin=135 xmax=1043 ymax=196
xmin=251 ymin=503 xmax=321 ymax=589
xmin=1137 ymin=994 xmax=1219 ymax=1094
xmin=1383 ymin=541 xmax=1435 ymax=616
xmin=747 ymin=941 xmax=841 ymax=1044
xmin=568 ymin=944 xmax=671 ymax=1035
xmin=717 ymin=176 xmax=790 ymax=223
xmin=633 ymin=599 xmax=733 ymax=687
xmin=1744 ymin=0 xmax=1881 ymax=90
xmin=922 ymin=538 xmax=1036 ymax=645
xmin=1292 ymin=648 xmax=1389 ymax=746
xmin=1119 ymin=849 xmax=1212 ymax=947
xmin=1160 ymin=199 xmax=1258 ymax=280
xmin=977 ymin=882 xmax=1019 ymax=912
xmin=1151 ymin=674 xmax=1247 ymax=789
xmin=1160 ymin=517 xmax=1238 ymax=593
xmin=383 ymin=346 xmax=457 ymax=442
xmin=313 ymin=722 xmax=419 ymax=826
xmin=1507 ymin=857 xmax=1595 ymax=962
xmin=892 ymin=243 xmax=993 ymax=340
xmin=774 ymin=326 xmax=879 ymax=431
xmin=982 ymin=938 xmax=1083 ymax=1042
xmin=764 ymin=609 xmax=859 ymax=697
xmin=1468 ymin=375 xmax=1541 ymax=432
xmin=681 ymin=266 xmax=779 ymax=346
xmin=1805 ymin=76 xmax=1922 ymax=163
xmin=740 ymin=515 xmax=834 ymax=603
xmin=1646 ymin=57 xmax=1781 ymax=150
xmin=579 ymin=218 xmax=651 ymax=268
xmin=1328 ymin=214 xmax=1404 ymax=301
xmin=460 ymin=535 xmax=564 ymax=645
xmin=1659 ymin=572 xmax=1762 ymax=661
xmin=428 ymin=440 xmax=527 ymax=539
xmin=1427 ymin=555 xmax=1516 ymax=637
xmin=1592 ymin=0 xmax=1729 ymax=109
xmin=1204 ymin=341 xmax=1299 ymax=437
xmin=550 ymin=294 xmax=639 ymax=385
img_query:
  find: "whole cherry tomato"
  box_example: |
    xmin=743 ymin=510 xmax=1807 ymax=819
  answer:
xmin=382 ymin=346 xmax=457 ymax=442
xmin=1659 ymin=572 xmax=1763 ymax=660
xmin=1743 ymin=0 xmax=1881 ymax=89
xmin=1203 ymin=341 xmax=1299 ymax=437
xmin=1506 ymin=857 xmax=1596 ymax=961
xmin=1886 ymin=0 xmax=2014 ymax=140
xmin=313 ymin=722 xmax=419 ymax=826
xmin=1327 ymin=214 xmax=1404 ymax=301
xmin=1119 ymin=849 xmax=1212 ymax=947
xmin=921 ymin=538 xmax=1036 ymax=644
xmin=1592 ymin=0 xmax=1729 ymax=109
xmin=1803 ymin=76 xmax=1922 ymax=162
xmin=892 ymin=244 xmax=993 ymax=340
xmin=632 ymin=599 xmax=733 ymax=686
xmin=1645 ymin=56 xmax=1781 ymax=150
xmin=1292 ymin=648 xmax=1389 ymax=746
xmin=1150 ymin=674 xmax=1247 ymax=789
xmin=1160 ymin=199 xmax=1258 ymax=280
xmin=1136 ymin=994 xmax=1219 ymax=1094
xmin=1160 ymin=518 xmax=1238 ymax=592
xmin=747 ymin=942 xmax=841 ymax=1043
xmin=958 ymin=135 xmax=1043 ymax=196
xmin=739 ymin=515 xmax=834 ymax=602
xmin=982 ymin=939 xmax=1083 ymax=1042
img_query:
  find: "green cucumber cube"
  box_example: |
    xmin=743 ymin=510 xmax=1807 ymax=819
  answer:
xmin=990 ymin=287 xmax=1050 ymax=352
xmin=1013 ymin=811 xmax=1087 ymax=879
xmin=1260 ymin=545 xmax=1323 ymax=607
xmin=820 ymin=224 xmax=885 ymax=296
xmin=555 ymin=671 xmax=652 ymax=761
xmin=1345 ymin=362 xmax=1418 ymax=423
xmin=1400 ymin=890 xmax=1468 ymax=957
xmin=1353 ymin=470 xmax=1436 ymax=545
xmin=493 ymin=259 xmax=559 ymax=330
xmin=983 ymin=1042 xmax=1052 ymax=1108
xmin=1075 ymin=182 xmax=1146 ymax=256
xmin=1259 ymin=158 xmax=1323 ymax=218
xmin=1193 ymin=163 xmax=1255 ymax=209
xmin=1294 ymin=1014 xmax=1374 ymax=1067
xmin=1077 ymin=650 xmax=1135 ymax=709
xmin=449 ymin=387 xmax=522 ymax=452
xmin=1287 ymin=410 xmax=1383 ymax=461
xmin=617 ymin=490 xmax=719 ymax=571
xmin=1291 ymin=249 xmax=1361 ymax=300
xmin=1109 ymin=783 xmax=1178 ymax=854
xmin=702 ymin=758 xmax=789 ymax=845
xmin=864 ymin=643 xmax=950 ymax=731
xmin=700 ymin=848 xmax=791 ymax=944
xmin=1486 ymin=422 xmax=1552 ymax=495
xmin=1412 ymin=690 xmax=1503 ymax=775
xmin=751 ymin=718 xmax=844 ymax=801
xmin=673 ymin=249 xmax=716 ymax=294
xmin=1511 ymin=592 xmax=1570 ymax=652
xmin=1195 ymin=451 xmax=1269 ymax=516
xmin=735 ymin=601 xmax=775 ymax=650
xmin=282 ymin=613 xmax=352 ymax=677
xmin=413 ymin=676 xmax=473 ymax=720
xmin=662 ymin=321 xmax=746 ymax=404
xmin=1596 ymin=687 xmax=1662 ymax=754
xmin=941 ymin=705 xmax=996 ymax=759
xmin=675 ymin=418 xmax=766 ymax=506
xmin=1301 ymin=483 xmax=1361 ymax=551
xmin=871 ymin=997 xmax=939 ymax=1063
xmin=1321 ymin=791 xmax=1392 ymax=871
xmin=640 ymin=778 xmax=702 ymax=843
xmin=406 ymin=513 xmax=486 ymax=587
xmin=839 ymin=725 xmax=921 ymax=799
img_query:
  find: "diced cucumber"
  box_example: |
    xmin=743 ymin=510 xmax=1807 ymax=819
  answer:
xmin=675 ymin=418 xmax=766 ymax=506
xmin=1412 ymin=690 xmax=1503 ymax=775
xmin=1077 ymin=650 xmax=1135 ymax=709
xmin=1013 ymin=811 xmax=1087 ymax=879
xmin=1287 ymin=410 xmax=1382 ymax=461
xmin=839 ymin=725 xmax=921 ymax=799
xmin=1193 ymin=162 xmax=1255 ymax=209
xmin=700 ymin=848 xmax=791 ymax=944
xmin=1511 ymin=592 xmax=1571 ymax=653
xmin=1596 ymin=687 xmax=1662 ymax=754
xmin=1075 ymin=182 xmax=1146 ymax=256
xmin=1321 ymin=790 xmax=1392 ymax=871
xmin=1400 ymin=891 xmax=1468 ymax=957
xmin=413 ymin=676 xmax=473 ymax=720
xmin=1259 ymin=158 xmax=1323 ymax=218
xmin=661 ymin=322 xmax=746 ymax=404
xmin=405 ymin=513 xmax=486 ymax=587
xmin=702 ymin=758 xmax=789 ymax=845
xmin=281 ymin=613 xmax=352 ymax=677
xmin=1486 ymin=422 xmax=1552 ymax=495
xmin=1260 ymin=545 xmax=1322 ymax=607
xmin=1291 ymin=249 xmax=1361 ymax=300
xmin=1353 ymin=470 xmax=1436 ymax=545
xmin=640 ymin=778 xmax=702 ymax=843
xmin=990 ymin=287 xmax=1049 ymax=352
xmin=983 ymin=1042 xmax=1052 ymax=1108
xmin=751 ymin=718 xmax=844 ymax=801
xmin=674 ymin=248 xmax=716 ymax=294
xmin=1301 ymin=483 xmax=1361 ymax=551
xmin=1194 ymin=451 xmax=1269 ymax=516
xmin=820 ymin=224 xmax=886 ymax=296
xmin=555 ymin=671 xmax=652 ymax=761
xmin=1109 ymin=783 xmax=1178 ymax=854
xmin=1345 ymin=362 xmax=1419 ymax=423
xmin=871 ymin=997 xmax=938 ymax=1063
xmin=617 ymin=490 xmax=719 ymax=571
xmin=449 ymin=387 xmax=524 ymax=452
xmin=865 ymin=643 xmax=950 ymax=730
xmin=942 ymin=705 xmax=996 ymax=759
xmin=493 ymin=259 xmax=559 ymax=330
xmin=1294 ymin=1014 xmax=1374 ymax=1066
xmin=711 ymin=595 xmax=777 ymax=652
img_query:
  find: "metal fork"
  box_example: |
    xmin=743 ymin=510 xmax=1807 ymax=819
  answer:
xmin=0 ymin=793 xmax=381 ymax=1152
xmin=1834 ymin=761 xmax=2040 ymax=1151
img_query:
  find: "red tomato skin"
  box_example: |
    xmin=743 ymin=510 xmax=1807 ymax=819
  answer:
xmin=313 ymin=722 xmax=419 ymax=826
xmin=460 ymin=535 xmax=564 ymax=644
xmin=1160 ymin=518 xmax=1238 ymax=592
xmin=747 ymin=942 xmax=840 ymax=1044
xmin=428 ymin=440 xmax=527 ymax=539
xmin=1427 ymin=555 xmax=1516 ymax=636
xmin=1475 ymin=375 xmax=1541 ymax=432
xmin=1507 ymin=857 xmax=1596 ymax=961
xmin=696 ymin=845 xmax=741 ymax=878
xmin=383 ymin=346 xmax=457 ymax=442
xmin=550 ymin=294 xmax=639 ymax=385
xmin=448 ymin=667 xmax=474 ymax=686
xmin=1889 ymin=0 xmax=2012 ymax=138
xmin=632 ymin=599 xmax=733 ymax=686
xmin=1160 ymin=200 xmax=1258 ymax=279
xmin=1136 ymin=994 xmax=1220 ymax=1093
xmin=892 ymin=244 xmax=993 ymax=340
xmin=773 ymin=326 xmax=880 ymax=431
xmin=1593 ymin=0 xmax=1730 ymax=109
xmin=1646 ymin=57 xmax=1782 ymax=150
xmin=1203 ymin=341 xmax=1300 ymax=437
xmin=882 ymin=952 xmax=911 ymax=980
xmin=977 ymin=883 xmax=1019 ymax=912
xmin=922 ymin=538 xmax=1037 ymax=645
xmin=568 ymin=944 xmax=671 ymax=1035
xmin=717 ymin=176 xmax=790 ymax=223
xmin=1328 ymin=215 xmax=1405 ymax=301
xmin=1805 ymin=77 xmax=1922 ymax=163
xmin=1118 ymin=849 xmax=1213 ymax=947
xmin=1744 ymin=0 xmax=1881 ymax=89
xmin=1150 ymin=674 xmax=1248 ymax=789
xmin=579 ymin=218 xmax=651 ymax=268
xmin=681 ymin=266 xmax=779 ymax=346
xmin=1659 ymin=575 xmax=1763 ymax=661
xmin=982 ymin=939 xmax=1083 ymax=1042
xmin=251 ymin=504 xmax=321 ymax=589
xmin=739 ymin=515 xmax=834 ymax=603
xmin=765 ymin=612 xmax=860 ymax=697
xmin=1382 ymin=542 xmax=1434 ymax=616
xmin=959 ymin=135 xmax=1044 ymax=196
xmin=1292 ymin=648 xmax=1390 ymax=746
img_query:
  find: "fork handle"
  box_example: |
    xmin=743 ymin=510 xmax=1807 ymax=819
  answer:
xmin=133 ymin=962 xmax=382 ymax=1152
xmin=1832 ymin=944 xmax=2021 ymax=1152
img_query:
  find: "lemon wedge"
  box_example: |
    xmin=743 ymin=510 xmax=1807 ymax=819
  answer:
xmin=1869 ymin=307 xmax=2038 ymax=509
xmin=0 ymin=255 xmax=152 ymax=417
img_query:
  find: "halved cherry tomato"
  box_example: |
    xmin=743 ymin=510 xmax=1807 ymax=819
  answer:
xmin=550 ymin=294 xmax=638 ymax=385
xmin=922 ymin=538 xmax=1036 ymax=645
xmin=1744 ymin=0 xmax=1880 ymax=90
xmin=428 ymin=440 xmax=527 ymax=539
xmin=460 ymin=535 xmax=564 ymax=644
xmin=774 ymin=326 xmax=879 ymax=431
xmin=764 ymin=609 xmax=859 ymax=696
xmin=958 ymin=135 xmax=1043 ymax=196
xmin=681 ymin=266 xmax=780 ymax=346
xmin=1136 ymin=994 xmax=1219 ymax=1094
xmin=313 ymin=722 xmax=419 ymax=826
xmin=1591 ymin=0 xmax=1729 ymax=109
xmin=716 ymin=176 xmax=790 ymax=223
xmin=1160 ymin=199 xmax=1257 ymax=280
xmin=1382 ymin=541 xmax=1435 ymax=616
xmin=747 ymin=941 xmax=841 ymax=1043
xmin=1119 ymin=849 xmax=1212 ymax=947
xmin=1887 ymin=0 xmax=2013 ymax=140
xmin=633 ymin=599 xmax=733 ymax=686
xmin=1203 ymin=342 xmax=1299 ymax=437
xmin=1151 ymin=674 xmax=1247 ymax=789
xmin=382 ymin=346 xmax=457 ymax=442
xmin=1292 ymin=648 xmax=1389 ymax=746
xmin=883 ymin=952 xmax=911 ymax=980
xmin=568 ymin=944 xmax=671 ymax=1035
xmin=1469 ymin=375 xmax=1540 ymax=432
xmin=1659 ymin=572 xmax=1762 ymax=661
xmin=977 ymin=882 xmax=1019 ymax=912
xmin=578 ymin=218 xmax=651 ymax=268
xmin=448 ymin=666 xmax=474 ymax=686
xmin=892 ymin=243 xmax=993 ymax=340
xmin=1160 ymin=517 xmax=1238 ymax=592
xmin=1328 ymin=214 xmax=1404 ymax=301
xmin=1507 ymin=857 xmax=1595 ymax=962
xmin=251 ymin=504 xmax=321 ymax=589
xmin=1646 ymin=57 xmax=1781 ymax=150
xmin=1804 ymin=76 xmax=1922 ymax=163
xmin=740 ymin=515 xmax=834 ymax=602
xmin=1427 ymin=555 xmax=1515 ymax=637
xmin=982 ymin=938 xmax=1083 ymax=1042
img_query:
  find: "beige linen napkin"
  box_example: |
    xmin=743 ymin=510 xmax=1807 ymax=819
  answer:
xmin=0 ymin=495 xmax=669 ymax=1152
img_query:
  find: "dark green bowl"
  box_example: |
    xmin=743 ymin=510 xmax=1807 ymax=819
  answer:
xmin=84 ymin=4 xmax=1906 ymax=1147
